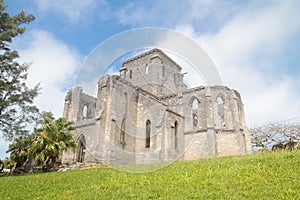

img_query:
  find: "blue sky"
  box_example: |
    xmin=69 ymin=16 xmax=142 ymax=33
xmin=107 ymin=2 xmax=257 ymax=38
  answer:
xmin=1 ymin=0 xmax=300 ymax=159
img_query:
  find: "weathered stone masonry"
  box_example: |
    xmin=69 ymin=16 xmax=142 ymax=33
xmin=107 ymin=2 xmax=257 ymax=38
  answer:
xmin=62 ymin=48 xmax=252 ymax=164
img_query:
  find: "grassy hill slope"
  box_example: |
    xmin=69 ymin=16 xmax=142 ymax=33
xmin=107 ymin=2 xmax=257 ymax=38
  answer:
xmin=1 ymin=151 xmax=299 ymax=199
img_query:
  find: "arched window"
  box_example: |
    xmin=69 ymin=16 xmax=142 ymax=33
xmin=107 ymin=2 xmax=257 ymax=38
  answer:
xmin=191 ymin=98 xmax=199 ymax=128
xmin=129 ymin=70 xmax=132 ymax=79
xmin=145 ymin=120 xmax=151 ymax=148
xmin=192 ymin=98 xmax=199 ymax=110
xmin=82 ymin=105 xmax=88 ymax=120
xmin=120 ymin=119 xmax=125 ymax=144
xmin=145 ymin=64 xmax=149 ymax=75
xmin=174 ymin=121 xmax=178 ymax=149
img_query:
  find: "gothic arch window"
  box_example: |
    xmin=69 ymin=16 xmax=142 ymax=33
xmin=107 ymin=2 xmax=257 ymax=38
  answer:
xmin=174 ymin=121 xmax=178 ymax=149
xmin=145 ymin=120 xmax=151 ymax=148
xmin=82 ymin=105 xmax=88 ymax=120
xmin=145 ymin=64 xmax=149 ymax=75
xmin=191 ymin=98 xmax=200 ymax=129
xmin=192 ymin=98 xmax=199 ymax=110
xmin=120 ymin=119 xmax=125 ymax=144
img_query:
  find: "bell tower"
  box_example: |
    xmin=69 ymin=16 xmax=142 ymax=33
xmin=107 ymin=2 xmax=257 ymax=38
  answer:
xmin=119 ymin=48 xmax=187 ymax=96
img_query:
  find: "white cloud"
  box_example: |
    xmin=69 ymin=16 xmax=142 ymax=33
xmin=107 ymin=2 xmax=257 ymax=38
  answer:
xmin=135 ymin=0 xmax=300 ymax=127
xmin=117 ymin=0 xmax=263 ymax=31
xmin=246 ymin=78 xmax=300 ymax=127
xmin=34 ymin=0 xmax=105 ymax=22
xmin=174 ymin=0 xmax=300 ymax=127
xmin=15 ymin=30 xmax=82 ymax=118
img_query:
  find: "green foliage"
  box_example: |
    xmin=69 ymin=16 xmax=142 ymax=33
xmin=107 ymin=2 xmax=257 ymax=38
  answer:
xmin=0 ymin=0 xmax=39 ymax=140
xmin=3 ymin=156 xmax=15 ymax=169
xmin=5 ymin=134 xmax=35 ymax=168
xmin=6 ymin=113 xmax=76 ymax=170
xmin=0 ymin=151 xmax=299 ymax=199
xmin=29 ymin=114 xmax=76 ymax=168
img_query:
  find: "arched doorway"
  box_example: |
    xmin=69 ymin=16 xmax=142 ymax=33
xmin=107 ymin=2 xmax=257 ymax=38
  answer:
xmin=76 ymin=135 xmax=86 ymax=163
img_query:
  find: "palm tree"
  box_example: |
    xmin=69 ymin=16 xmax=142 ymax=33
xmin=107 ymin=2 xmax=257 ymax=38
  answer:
xmin=29 ymin=115 xmax=76 ymax=169
xmin=6 ymin=135 xmax=34 ymax=169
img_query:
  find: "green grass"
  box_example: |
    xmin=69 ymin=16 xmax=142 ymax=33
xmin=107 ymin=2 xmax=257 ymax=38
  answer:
xmin=1 ymin=151 xmax=300 ymax=199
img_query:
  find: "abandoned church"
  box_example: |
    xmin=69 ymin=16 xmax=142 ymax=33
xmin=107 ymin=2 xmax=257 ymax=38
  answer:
xmin=62 ymin=48 xmax=252 ymax=164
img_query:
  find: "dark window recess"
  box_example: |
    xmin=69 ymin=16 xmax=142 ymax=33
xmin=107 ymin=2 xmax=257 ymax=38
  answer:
xmin=146 ymin=120 xmax=151 ymax=148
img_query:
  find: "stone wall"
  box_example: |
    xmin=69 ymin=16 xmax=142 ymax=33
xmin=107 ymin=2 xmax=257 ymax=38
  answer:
xmin=63 ymin=86 xmax=96 ymax=122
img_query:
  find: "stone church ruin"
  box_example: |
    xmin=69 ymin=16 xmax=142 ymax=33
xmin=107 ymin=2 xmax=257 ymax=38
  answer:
xmin=62 ymin=48 xmax=251 ymax=164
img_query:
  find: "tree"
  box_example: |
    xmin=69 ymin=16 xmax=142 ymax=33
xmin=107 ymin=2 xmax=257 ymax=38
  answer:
xmin=6 ymin=113 xmax=76 ymax=172
xmin=6 ymin=134 xmax=34 ymax=169
xmin=29 ymin=114 xmax=76 ymax=169
xmin=0 ymin=0 xmax=39 ymax=140
xmin=250 ymin=122 xmax=300 ymax=150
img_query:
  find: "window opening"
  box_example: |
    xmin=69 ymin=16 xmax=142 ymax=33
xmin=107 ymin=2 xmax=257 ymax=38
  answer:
xmin=120 ymin=119 xmax=125 ymax=144
xmin=146 ymin=120 xmax=151 ymax=148
xmin=145 ymin=64 xmax=149 ymax=74
xmin=174 ymin=121 xmax=178 ymax=149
